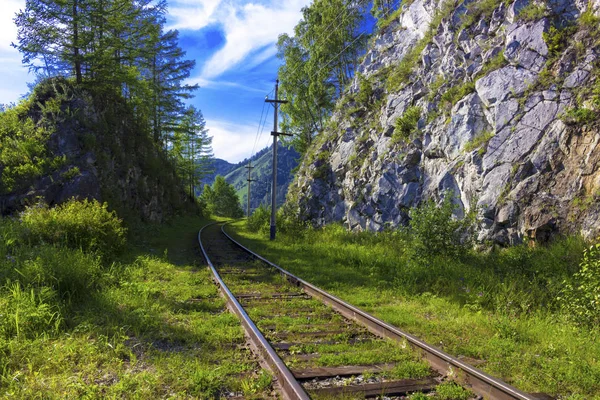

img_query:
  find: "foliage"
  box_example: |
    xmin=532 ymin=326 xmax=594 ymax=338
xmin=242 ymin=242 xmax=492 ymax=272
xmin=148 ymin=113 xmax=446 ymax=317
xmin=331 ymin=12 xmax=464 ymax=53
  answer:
xmin=463 ymin=130 xmax=495 ymax=154
xmin=19 ymin=199 xmax=127 ymax=258
xmin=277 ymin=0 xmax=368 ymax=154
xmin=201 ymin=176 xmax=244 ymax=218
xmin=435 ymin=381 xmax=472 ymax=400
xmin=246 ymin=203 xmax=306 ymax=237
xmin=12 ymin=0 xmax=198 ymax=151
xmin=355 ymin=73 xmax=374 ymax=107
xmin=560 ymin=244 xmax=600 ymax=327
xmin=440 ymin=81 xmax=476 ymax=110
xmin=247 ymin=204 xmax=271 ymax=234
xmin=475 ymin=50 xmax=508 ymax=79
xmin=1 ymin=214 xmax=273 ymax=397
xmin=562 ymin=107 xmax=598 ymax=125
xmin=392 ymin=106 xmax=421 ymax=143
xmin=543 ymin=25 xmax=577 ymax=62
xmin=516 ymin=3 xmax=547 ymax=22
xmin=0 ymin=80 xmax=75 ymax=195
xmin=171 ymin=105 xmax=213 ymax=198
xmin=408 ymin=193 xmax=475 ymax=259
xmin=228 ymin=217 xmax=598 ymax=396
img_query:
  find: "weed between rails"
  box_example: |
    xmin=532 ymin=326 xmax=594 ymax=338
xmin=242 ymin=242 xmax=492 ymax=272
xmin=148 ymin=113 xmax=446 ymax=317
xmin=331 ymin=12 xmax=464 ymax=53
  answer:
xmin=227 ymin=220 xmax=600 ymax=398
xmin=0 ymin=209 xmax=275 ymax=399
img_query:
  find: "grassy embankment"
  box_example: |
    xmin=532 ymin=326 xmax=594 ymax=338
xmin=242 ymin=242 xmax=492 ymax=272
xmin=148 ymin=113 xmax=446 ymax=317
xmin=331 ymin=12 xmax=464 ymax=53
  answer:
xmin=227 ymin=212 xmax=600 ymax=399
xmin=0 ymin=201 xmax=273 ymax=399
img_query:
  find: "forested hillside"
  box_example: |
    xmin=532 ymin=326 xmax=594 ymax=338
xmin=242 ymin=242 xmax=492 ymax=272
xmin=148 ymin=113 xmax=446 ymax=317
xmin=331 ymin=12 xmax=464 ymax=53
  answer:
xmin=224 ymin=143 xmax=299 ymax=213
xmin=2 ymin=0 xmax=213 ymax=220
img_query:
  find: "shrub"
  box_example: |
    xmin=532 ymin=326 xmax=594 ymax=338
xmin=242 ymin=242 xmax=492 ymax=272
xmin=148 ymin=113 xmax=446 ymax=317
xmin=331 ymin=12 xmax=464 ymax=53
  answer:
xmin=392 ymin=106 xmax=421 ymax=143
xmin=440 ymin=81 xmax=475 ymax=110
xmin=559 ymin=244 xmax=600 ymax=327
xmin=562 ymin=107 xmax=597 ymax=125
xmin=356 ymin=73 xmax=374 ymax=107
xmin=408 ymin=193 xmax=475 ymax=259
xmin=247 ymin=205 xmax=270 ymax=233
xmin=19 ymin=199 xmax=126 ymax=258
xmin=517 ymin=3 xmax=547 ymax=22
xmin=463 ymin=130 xmax=495 ymax=154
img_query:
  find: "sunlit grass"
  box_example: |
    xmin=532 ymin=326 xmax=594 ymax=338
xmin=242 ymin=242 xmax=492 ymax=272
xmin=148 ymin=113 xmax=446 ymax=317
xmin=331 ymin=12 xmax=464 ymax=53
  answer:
xmin=227 ymin=220 xmax=600 ymax=398
xmin=0 ymin=214 xmax=275 ymax=398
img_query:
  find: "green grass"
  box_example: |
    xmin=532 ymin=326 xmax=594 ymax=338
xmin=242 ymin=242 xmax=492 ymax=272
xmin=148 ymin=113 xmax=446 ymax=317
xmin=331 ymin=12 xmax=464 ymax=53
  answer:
xmin=0 ymin=206 xmax=274 ymax=399
xmin=226 ymin=221 xmax=600 ymax=398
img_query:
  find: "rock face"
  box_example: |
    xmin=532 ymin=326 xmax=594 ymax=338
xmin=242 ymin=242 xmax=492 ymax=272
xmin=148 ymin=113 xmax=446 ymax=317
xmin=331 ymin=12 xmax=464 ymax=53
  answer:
xmin=288 ymin=0 xmax=600 ymax=244
xmin=0 ymin=82 xmax=193 ymax=221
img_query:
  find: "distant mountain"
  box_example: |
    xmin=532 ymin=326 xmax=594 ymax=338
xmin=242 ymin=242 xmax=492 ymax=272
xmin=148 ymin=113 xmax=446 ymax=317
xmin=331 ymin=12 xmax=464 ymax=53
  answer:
xmin=201 ymin=158 xmax=235 ymax=188
xmin=224 ymin=143 xmax=299 ymax=214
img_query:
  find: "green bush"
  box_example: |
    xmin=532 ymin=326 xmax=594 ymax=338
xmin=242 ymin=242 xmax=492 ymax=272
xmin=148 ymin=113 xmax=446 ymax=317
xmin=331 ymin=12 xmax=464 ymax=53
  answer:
xmin=517 ymin=3 xmax=547 ymax=22
xmin=247 ymin=205 xmax=270 ymax=233
xmin=408 ymin=193 xmax=475 ymax=259
xmin=392 ymin=106 xmax=421 ymax=143
xmin=560 ymin=244 xmax=600 ymax=327
xmin=19 ymin=199 xmax=126 ymax=258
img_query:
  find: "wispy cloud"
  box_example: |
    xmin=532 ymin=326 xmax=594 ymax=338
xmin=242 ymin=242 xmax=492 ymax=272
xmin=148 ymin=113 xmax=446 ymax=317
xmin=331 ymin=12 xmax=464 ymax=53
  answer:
xmin=0 ymin=0 xmax=21 ymax=51
xmin=190 ymin=76 xmax=270 ymax=94
xmin=208 ymin=119 xmax=272 ymax=163
xmin=199 ymin=0 xmax=309 ymax=79
xmin=167 ymin=0 xmax=223 ymax=31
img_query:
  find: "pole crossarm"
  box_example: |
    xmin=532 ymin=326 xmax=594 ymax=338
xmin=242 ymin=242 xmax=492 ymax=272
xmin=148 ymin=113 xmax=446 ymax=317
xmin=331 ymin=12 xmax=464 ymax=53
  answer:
xmin=271 ymin=131 xmax=293 ymax=137
xmin=265 ymin=99 xmax=288 ymax=104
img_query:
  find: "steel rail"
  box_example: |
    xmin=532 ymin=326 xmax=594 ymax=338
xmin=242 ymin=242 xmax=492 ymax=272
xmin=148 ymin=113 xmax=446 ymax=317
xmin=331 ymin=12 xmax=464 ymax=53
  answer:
xmin=198 ymin=222 xmax=310 ymax=400
xmin=220 ymin=223 xmax=537 ymax=400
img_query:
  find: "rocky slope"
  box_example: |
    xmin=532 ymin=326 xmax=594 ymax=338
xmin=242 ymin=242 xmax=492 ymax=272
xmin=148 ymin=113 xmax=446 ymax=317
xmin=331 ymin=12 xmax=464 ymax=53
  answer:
xmin=288 ymin=0 xmax=600 ymax=244
xmin=0 ymin=79 xmax=193 ymax=221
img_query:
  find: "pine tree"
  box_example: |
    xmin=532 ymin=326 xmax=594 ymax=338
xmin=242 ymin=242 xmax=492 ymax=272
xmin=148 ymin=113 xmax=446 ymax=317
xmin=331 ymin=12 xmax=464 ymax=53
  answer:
xmin=172 ymin=106 xmax=213 ymax=198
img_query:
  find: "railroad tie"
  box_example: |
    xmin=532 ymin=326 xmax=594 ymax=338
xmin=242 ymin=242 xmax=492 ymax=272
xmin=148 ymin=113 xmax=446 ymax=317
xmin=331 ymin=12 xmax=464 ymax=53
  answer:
xmin=308 ymin=377 xmax=438 ymax=397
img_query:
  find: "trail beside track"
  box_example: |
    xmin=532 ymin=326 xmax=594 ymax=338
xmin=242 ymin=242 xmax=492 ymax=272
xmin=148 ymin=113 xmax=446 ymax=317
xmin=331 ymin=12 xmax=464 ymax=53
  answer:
xmin=199 ymin=222 xmax=543 ymax=400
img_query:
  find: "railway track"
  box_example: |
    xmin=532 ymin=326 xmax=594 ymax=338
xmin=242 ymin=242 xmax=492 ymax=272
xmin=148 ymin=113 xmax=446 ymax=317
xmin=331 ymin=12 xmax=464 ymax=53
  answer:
xmin=198 ymin=222 xmax=544 ymax=400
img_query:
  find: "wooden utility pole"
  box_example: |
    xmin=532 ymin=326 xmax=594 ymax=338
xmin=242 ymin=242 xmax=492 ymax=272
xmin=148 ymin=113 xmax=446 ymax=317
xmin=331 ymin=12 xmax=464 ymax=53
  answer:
xmin=245 ymin=162 xmax=255 ymax=218
xmin=265 ymin=80 xmax=289 ymax=240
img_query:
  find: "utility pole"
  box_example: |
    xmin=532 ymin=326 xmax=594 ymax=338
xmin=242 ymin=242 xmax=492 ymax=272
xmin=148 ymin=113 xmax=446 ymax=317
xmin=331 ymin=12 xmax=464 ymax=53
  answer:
xmin=245 ymin=162 xmax=255 ymax=218
xmin=265 ymin=79 xmax=289 ymax=240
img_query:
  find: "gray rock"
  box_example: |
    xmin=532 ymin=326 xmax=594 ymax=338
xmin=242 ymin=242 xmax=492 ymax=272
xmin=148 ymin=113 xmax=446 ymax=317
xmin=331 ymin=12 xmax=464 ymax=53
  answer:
xmin=475 ymin=66 xmax=538 ymax=107
xmin=504 ymin=19 xmax=549 ymax=71
xmin=507 ymin=0 xmax=531 ymax=23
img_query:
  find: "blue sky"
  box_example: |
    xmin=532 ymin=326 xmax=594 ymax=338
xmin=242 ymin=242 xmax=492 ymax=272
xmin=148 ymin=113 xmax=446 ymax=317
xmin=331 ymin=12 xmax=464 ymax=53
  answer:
xmin=0 ymin=0 xmax=312 ymax=162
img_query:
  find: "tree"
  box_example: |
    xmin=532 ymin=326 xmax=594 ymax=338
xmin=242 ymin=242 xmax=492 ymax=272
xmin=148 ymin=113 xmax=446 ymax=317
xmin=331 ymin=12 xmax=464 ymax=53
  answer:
xmin=201 ymin=176 xmax=244 ymax=218
xmin=277 ymin=0 xmax=367 ymax=154
xmin=172 ymin=106 xmax=213 ymax=198
xmin=371 ymin=0 xmax=397 ymax=22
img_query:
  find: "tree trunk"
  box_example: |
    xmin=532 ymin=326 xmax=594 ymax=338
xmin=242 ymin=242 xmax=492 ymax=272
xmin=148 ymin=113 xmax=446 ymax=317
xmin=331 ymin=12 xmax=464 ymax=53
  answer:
xmin=73 ymin=0 xmax=82 ymax=83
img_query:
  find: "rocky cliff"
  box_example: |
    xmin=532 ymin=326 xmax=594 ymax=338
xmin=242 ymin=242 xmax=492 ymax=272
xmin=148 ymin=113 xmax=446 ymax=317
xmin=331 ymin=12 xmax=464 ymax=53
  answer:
xmin=0 ymin=78 xmax=193 ymax=221
xmin=288 ymin=0 xmax=600 ymax=244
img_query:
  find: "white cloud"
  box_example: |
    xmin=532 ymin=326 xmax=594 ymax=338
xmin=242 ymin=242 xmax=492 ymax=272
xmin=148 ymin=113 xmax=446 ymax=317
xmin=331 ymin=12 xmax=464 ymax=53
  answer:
xmin=0 ymin=0 xmax=22 ymax=51
xmin=167 ymin=0 xmax=223 ymax=31
xmin=208 ymin=119 xmax=272 ymax=163
xmin=189 ymin=76 xmax=269 ymax=93
xmin=200 ymin=0 xmax=309 ymax=79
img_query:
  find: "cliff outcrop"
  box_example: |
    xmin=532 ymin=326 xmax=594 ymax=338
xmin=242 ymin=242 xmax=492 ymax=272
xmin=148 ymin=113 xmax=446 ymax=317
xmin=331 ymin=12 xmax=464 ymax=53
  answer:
xmin=289 ymin=0 xmax=600 ymax=244
xmin=0 ymin=79 xmax=193 ymax=221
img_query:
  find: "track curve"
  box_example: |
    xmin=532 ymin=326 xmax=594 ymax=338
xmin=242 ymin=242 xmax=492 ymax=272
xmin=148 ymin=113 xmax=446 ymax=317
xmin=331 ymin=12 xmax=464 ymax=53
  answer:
xmin=199 ymin=221 xmax=539 ymax=400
